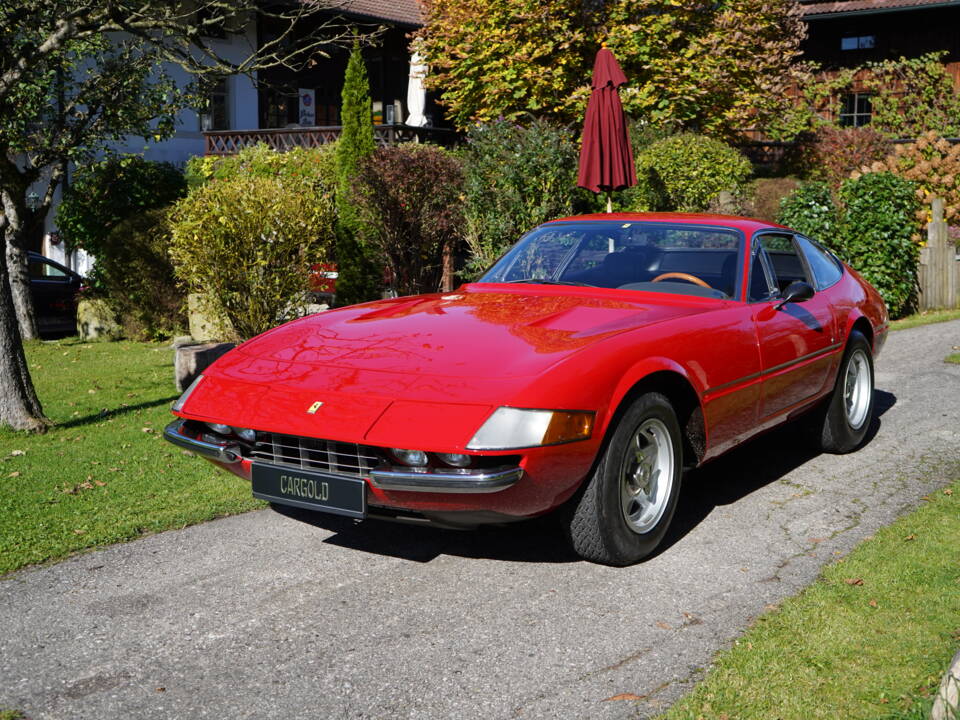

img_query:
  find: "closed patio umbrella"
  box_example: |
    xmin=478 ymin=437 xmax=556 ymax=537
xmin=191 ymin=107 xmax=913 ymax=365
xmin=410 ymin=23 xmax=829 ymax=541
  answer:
xmin=577 ymin=46 xmax=636 ymax=212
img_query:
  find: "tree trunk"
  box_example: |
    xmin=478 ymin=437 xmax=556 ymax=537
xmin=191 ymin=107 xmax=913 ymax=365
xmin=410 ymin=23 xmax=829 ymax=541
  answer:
xmin=2 ymin=191 xmax=39 ymax=340
xmin=0 ymin=219 xmax=48 ymax=432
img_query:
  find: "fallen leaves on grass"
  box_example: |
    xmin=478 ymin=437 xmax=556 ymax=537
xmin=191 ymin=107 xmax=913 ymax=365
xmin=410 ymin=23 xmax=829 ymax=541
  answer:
xmin=869 ymin=599 xmax=878 ymax=608
xmin=844 ymin=578 xmax=864 ymax=586
xmin=656 ymin=621 xmax=672 ymax=630
xmin=8 ymin=472 xmax=20 ymax=478
xmin=905 ymin=534 xmax=916 ymax=541
xmin=944 ymin=488 xmax=954 ymax=496
xmin=9 ymin=450 xmax=25 ymax=457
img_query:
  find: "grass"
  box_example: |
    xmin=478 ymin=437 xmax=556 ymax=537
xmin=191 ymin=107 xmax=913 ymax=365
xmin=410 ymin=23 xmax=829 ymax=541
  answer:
xmin=0 ymin=339 xmax=264 ymax=575
xmin=662 ymin=478 xmax=960 ymax=720
xmin=890 ymin=308 xmax=960 ymax=331
xmin=946 ymin=352 xmax=960 ymax=365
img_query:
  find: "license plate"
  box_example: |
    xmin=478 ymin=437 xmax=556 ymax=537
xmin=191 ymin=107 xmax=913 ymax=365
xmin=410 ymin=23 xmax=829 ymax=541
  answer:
xmin=251 ymin=462 xmax=366 ymax=519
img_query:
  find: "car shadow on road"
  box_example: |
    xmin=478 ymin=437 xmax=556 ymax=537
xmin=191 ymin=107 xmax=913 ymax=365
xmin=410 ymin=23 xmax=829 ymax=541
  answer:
xmin=274 ymin=389 xmax=896 ymax=566
xmin=652 ymin=387 xmax=897 ymax=559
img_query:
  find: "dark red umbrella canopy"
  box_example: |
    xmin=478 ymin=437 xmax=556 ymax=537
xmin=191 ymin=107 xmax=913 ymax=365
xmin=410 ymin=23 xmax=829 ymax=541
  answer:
xmin=577 ymin=47 xmax=637 ymax=194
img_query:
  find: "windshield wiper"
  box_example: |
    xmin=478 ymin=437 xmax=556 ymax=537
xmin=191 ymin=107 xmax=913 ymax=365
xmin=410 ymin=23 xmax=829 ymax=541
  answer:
xmin=505 ymin=279 xmax=595 ymax=287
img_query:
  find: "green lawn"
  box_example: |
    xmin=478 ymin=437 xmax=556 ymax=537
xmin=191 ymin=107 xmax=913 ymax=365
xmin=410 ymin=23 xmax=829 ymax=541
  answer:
xmin=0 ymin=339 xmax=264 ymax=575
xmin=890 ymin=308 xmax=960 ymax=331
xmin=662 ymin=478 xmax=960 ymax=720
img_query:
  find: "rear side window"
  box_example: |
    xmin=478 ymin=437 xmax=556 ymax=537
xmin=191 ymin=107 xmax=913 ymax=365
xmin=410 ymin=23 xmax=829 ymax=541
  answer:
xmin=796 ymin=235 xmax=843 ymax=290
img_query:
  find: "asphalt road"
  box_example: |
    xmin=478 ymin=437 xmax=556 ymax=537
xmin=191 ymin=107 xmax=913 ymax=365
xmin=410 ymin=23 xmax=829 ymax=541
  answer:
xmin=2 ymin=320 xmax=960 ymax=720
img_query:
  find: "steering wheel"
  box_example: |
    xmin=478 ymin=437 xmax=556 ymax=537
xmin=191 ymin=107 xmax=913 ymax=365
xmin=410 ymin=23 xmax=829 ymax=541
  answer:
xmin=650 ymin=272 xmax=712 ymax=289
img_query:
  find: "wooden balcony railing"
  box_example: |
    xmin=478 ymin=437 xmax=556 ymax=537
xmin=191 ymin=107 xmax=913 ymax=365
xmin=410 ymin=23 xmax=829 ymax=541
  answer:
xmin=204 ymin=125 xmax=459 ymax=155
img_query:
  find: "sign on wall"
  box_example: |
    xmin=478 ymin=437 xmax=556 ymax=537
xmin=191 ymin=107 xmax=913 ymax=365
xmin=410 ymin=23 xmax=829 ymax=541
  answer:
xmin=299 ymin=89 xmax=315 ymax=126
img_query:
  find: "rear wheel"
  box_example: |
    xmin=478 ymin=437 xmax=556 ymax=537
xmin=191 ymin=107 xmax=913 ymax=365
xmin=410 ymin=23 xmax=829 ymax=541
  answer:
xmin=818 ymin=330 xmax=875 ymax=453
xmin=567 ymin=392 xmax=683 ymax=566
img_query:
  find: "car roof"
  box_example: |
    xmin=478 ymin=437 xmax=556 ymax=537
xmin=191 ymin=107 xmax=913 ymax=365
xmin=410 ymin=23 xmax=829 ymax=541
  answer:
xmin=544 ymin=212 xmax=789 ymax=235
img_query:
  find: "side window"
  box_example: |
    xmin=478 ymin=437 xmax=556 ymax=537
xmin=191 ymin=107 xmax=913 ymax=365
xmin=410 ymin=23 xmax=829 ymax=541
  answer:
xmin=29 ymin=259 xmax=67 ymax=280
xmin=757 ymin=234 xmax=811 ymax=294
xmin=796 ymin=235 xmax=843 ymax=290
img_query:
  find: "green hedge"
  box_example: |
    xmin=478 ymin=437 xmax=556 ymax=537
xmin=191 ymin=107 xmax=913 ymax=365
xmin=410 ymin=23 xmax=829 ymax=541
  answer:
xmin=627 ymin=133 xmax=752 ymax=212
xmin=838 ymin=172 xmax=920 ymax=318
xmin=776 ymin=181 xmax=840 ymax=246
xmin=777 ymin=172 xmax=920 ymax=318
xmin=459 ymin=119 xmax=594 ymax=278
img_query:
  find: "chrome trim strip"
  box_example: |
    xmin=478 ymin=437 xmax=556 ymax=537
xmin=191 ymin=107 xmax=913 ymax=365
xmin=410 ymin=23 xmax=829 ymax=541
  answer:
xmin=163 ymin=419 xmax=241 ymax=463
xmin=704 ymin=342 xmax=843 ymax=396
xmin=369 ymin=466 xmax=522 ymax=494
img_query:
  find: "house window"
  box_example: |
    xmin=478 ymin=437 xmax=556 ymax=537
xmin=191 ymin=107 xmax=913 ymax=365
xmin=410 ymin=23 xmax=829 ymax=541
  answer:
xmin=841 ymin=35 xmax=875 ymax=51
xmin=200 ymin=77 xmax=230 ymax=131
xmin=839 ymin=92 xmax=872 ymax=127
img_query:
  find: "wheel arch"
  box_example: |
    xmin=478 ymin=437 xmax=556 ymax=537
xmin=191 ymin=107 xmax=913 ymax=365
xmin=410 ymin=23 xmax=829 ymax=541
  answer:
xmin=603 ymin=369 xmax=706 ymax=469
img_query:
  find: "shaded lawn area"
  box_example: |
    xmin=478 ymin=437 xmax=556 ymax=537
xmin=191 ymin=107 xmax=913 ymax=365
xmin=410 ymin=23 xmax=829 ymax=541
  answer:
xmin=662 ymin=478 xmax=960 ymax=720
xmin=0 ymin=339 xmax=264 ymax=575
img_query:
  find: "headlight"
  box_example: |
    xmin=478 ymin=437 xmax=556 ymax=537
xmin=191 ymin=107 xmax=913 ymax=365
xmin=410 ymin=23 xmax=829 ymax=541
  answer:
xmin=467 ymin=408 xmax=594 ymax=450
xmin=206 ymin=422 xmax=231 ymax=435
xmin=233 ymin=427 xmax=257 ymax=442
xmin=391 ymin=449 xmax=429 ymax=467
xmin=436 ymin=453 xmax=472 ymax=468
xmin=172 ymin=375 xmax=204 ymax=413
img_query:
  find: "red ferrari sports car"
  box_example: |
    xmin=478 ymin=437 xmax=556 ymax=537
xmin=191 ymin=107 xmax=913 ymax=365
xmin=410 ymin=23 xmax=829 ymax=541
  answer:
xmin=165 ymin=213 xmax=887 ymax=565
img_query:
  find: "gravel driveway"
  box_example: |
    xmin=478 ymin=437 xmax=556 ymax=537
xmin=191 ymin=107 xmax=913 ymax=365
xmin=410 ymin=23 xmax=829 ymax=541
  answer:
xmin=2 ymin=320 xmax=959 ymax=720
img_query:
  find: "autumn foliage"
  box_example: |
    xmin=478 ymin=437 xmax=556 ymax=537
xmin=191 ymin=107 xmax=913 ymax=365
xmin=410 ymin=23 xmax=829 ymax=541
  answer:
xmin=417 ymin=0 xmax=804 ymax=139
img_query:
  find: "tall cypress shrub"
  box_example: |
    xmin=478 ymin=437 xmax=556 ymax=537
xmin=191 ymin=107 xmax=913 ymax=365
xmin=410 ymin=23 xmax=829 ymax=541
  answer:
xmin=334 ymin=40 xmax=381 ymax=305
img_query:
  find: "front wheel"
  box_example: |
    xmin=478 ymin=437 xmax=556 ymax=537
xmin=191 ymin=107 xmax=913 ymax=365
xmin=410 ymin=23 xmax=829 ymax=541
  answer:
xmin=567 ymin=392 xmax=683 ymax=566
xmin=818 ymin=330 xmax=875 ymax=454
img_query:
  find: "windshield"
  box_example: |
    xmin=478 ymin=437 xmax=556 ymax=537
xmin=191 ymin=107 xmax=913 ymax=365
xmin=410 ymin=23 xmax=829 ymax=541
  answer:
xmin=480 ymin=221 xmax=744 ymax=300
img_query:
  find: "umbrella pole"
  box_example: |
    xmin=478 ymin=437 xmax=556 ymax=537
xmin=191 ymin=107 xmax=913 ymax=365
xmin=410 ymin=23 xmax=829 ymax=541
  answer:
xmin=606 ymin=192 xmax=612 ymax=214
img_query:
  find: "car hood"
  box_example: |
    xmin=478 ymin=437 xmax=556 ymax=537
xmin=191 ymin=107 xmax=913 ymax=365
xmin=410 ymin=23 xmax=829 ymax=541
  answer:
xmin=231 ymin=285 xmax=713 ymax=380
xmin=186 ymin=286 xmax=719 ymax=446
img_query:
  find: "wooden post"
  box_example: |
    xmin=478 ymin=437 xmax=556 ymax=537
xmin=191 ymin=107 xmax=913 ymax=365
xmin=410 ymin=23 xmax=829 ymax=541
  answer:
xmin=441 ymin=240 xmax=454 ymax=292
xmin=920 ymin=198 xmax=959 ymax=310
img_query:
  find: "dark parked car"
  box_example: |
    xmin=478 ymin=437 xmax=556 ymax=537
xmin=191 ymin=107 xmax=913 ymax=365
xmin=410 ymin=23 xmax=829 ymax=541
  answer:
xmin=28 ymin=251 xmax=84 ymax=337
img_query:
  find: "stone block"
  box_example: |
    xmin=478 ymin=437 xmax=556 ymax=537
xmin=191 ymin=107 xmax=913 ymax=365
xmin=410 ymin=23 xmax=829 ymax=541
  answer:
xmin=175 ymin=342 xmax=236 ymax=392
xmin=187 ymin=293 xmax=230 ymax=343
xmin=932 ymin=649 xmax=960 ymax=720
xmin=76 ymin=298 xmax=122 ymax=341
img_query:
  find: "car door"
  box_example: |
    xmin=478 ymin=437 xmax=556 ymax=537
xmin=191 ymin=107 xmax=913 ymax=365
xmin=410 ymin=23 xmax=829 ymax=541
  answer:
xmin=29 ymin=255 xmax=79 ymax=335
xmin=750 ymin=232 xmax=840 ymax=421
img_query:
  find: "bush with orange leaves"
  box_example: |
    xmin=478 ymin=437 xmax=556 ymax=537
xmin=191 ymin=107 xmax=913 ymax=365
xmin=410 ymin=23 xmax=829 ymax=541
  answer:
xmin=852 ymin=130 xmax=960 ymax=242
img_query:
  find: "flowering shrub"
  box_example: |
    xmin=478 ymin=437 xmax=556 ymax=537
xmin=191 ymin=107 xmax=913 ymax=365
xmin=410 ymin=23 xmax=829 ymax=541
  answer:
xmin=854 ymin=130 xmax=960 ymax=239
xmin=355 ymin=145 xmax=465 ymax=297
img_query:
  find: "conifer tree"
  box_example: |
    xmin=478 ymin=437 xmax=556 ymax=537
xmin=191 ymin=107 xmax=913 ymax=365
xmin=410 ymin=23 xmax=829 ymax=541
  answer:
xmin=334 ymin=40 xmax=381 ymax=305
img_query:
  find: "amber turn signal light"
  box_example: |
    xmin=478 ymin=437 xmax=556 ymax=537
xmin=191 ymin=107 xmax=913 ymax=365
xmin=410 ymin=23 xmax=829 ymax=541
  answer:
xmin=541 ymin=411 xmax=594 ymax=446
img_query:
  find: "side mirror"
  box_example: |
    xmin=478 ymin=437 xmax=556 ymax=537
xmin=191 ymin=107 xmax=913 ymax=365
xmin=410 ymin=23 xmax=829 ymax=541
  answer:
xmin=774 ymin=280 xmax=815 ymax=309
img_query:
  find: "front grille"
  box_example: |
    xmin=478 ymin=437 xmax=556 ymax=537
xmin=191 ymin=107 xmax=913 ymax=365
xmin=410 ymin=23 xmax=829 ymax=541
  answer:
xmin=250 ymin=432 xmax=385 ymax=479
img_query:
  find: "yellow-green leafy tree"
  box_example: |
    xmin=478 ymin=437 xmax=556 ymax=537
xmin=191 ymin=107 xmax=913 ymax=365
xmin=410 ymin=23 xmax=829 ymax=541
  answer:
xmin=416 ymin=0 xmax=804 ymax=140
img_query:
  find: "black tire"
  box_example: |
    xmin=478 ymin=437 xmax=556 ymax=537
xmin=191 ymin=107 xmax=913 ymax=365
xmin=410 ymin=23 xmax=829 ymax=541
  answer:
xmin=567 ymin=392 xmax=683 ymax=566
xmin=819 ymin=330 xmax=875 ymax=454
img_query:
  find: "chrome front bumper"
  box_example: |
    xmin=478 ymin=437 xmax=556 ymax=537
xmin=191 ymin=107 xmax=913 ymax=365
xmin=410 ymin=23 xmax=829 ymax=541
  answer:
xmin=164 ymin=419 xmax=521 ymax=494
xmin=368 ymin=467 xmax=522 ymax=494
xmin=164 ymin=419 xmax=241 ymax=463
